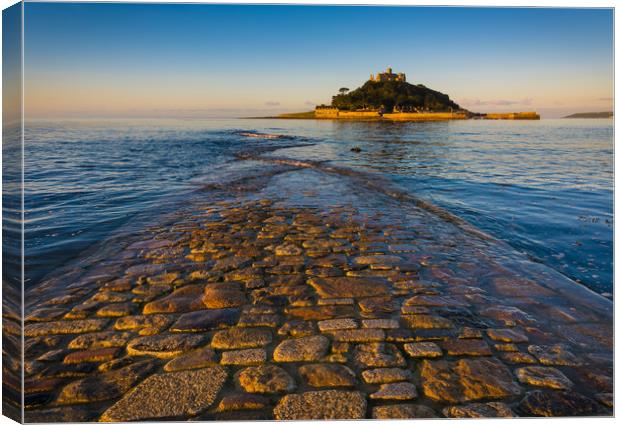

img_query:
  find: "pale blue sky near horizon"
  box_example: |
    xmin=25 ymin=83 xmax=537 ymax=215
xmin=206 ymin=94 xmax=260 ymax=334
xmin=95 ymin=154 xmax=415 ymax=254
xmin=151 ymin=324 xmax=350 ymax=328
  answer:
xmin=21 ymin=3 xmax=613 ymax=118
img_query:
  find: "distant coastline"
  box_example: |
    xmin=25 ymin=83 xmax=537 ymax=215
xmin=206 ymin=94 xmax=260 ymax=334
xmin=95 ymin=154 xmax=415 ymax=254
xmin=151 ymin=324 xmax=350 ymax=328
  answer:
xmin=563 ymin=111 xmax=613 ymax=119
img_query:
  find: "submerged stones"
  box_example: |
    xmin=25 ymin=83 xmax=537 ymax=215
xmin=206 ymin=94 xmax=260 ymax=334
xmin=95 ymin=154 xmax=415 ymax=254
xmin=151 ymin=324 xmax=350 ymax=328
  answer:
xmin=443 ymin=402 xmax=516 ymax=418
xmin=480 ymin=306 xmax=535 ymax=327
xmin=403 ymin=342 xmax=443 ymax=358
xmin=21 ymin=201 xmax=613 ymax=419
xmin=359 ymin=296 xmax=399 ymax=314
xmin=216 ymin=393 xmax=270 ymax=412
xmin=96 ymin=303 xmax=133 ymax=317
xmin=515 ymin=366 xmax=573 ymax=390
xmin=25 ymin=319 xmax=108 ymax=337
xmin=518 ymin=390 xmax=602 ymax=417
xmin=274 ymin=390 xmax=367 ymax=420
xmin=163 ymin=347 xmax=218 ymax=372
xmin=317 ymin=318 xmax=357 ymax=332
xmin=595 ymin=393 xmax=613 ymax=408
xmin=275 ymin=244 xmax=303 ymax=256
xmin=285 ymin=305 xmax=354 ymax=321
xmin=402 ymin=314 xmax=453 ymax=329
xmin=370 ymin=382 xmax=418 ymax=400
xmin=114 ymin=314 xmax=173 ymax=335
xmin=203 ymin=284 xmax=246 ymax=309
xmin=420 ymin=359 xmax=521 ymax=403
xmin=362 ymin=319 xmax=399 ymax=329
xmin=63 ymin=347 xmax=119 ymax=364
xmin=372 ymin=404 xmax=438 ymax=419
xmin=142 ymin=285 xmax=203 ymax=314
xmin=362 ymin=367 xmax=412 ymax=384
xmin=211 ymin=327 xmax=272 ymax=349
xmin=501 ymin=351 xmax=538 ymax=365
xmin=221 ymin=348 xmax=266 ymax=366
xmin=126 ymin=334 xmax=206 ymax=358
xmin=57 ymin=359 xmax=158 ymax=404
xmin=212 ymin=256 xmax=252 ymax=273
xmin=404 ymin=294 xmax=467 ymax=308
xmin=331 ymin=329 xmax=385 ymax=343
xmin=308 ymin=277 xmax=390 ymax=299
xmin=487 ymin=328 xmax=529 ymax=343
xmin=278 ymin=320 xmax=316 ymax=337
xmin=100 ymin=367 xmax=228 ymax=421
xmin=527 ymin=344 xmax=581 ymax=366
xmin=441 ymin=339 xmax=492 ymax=356
xmin=298 ymin=364 xmax=356 ymax=387
xmin=492 ymin=277 xmax=555 ymax=298
xmin=24 ymin=406 xmax=98 ymax=423
xmin=170 ymin=309 xmax=239 ymax=332
xmin=273 ymin=335 xmax=329 ymax=362
xmin=353 ymin=254 xmax=403 ymax=269
xmin=68 ymin=331 xmax=132 ymax=349
xmin=354 ymin=343 xmax=406 ymax=368
xmin=237 ymin=365 xmax=296 ymax=393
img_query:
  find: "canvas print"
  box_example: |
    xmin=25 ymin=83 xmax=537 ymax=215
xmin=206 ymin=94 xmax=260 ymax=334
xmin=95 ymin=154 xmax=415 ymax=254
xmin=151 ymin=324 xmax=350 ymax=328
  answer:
xmin=1 ymin=1 xmax=614 ymax=422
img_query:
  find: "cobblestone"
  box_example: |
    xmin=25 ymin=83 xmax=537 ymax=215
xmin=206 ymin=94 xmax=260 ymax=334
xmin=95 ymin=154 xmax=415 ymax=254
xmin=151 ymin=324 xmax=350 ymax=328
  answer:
xmin=21 ymin=202 xmax=612 ymax=420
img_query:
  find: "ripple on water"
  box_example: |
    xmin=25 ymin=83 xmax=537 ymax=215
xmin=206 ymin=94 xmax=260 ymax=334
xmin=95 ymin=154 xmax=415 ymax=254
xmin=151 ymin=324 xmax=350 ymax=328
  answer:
xmin=19 ymin=118 xmax=612 ymax=295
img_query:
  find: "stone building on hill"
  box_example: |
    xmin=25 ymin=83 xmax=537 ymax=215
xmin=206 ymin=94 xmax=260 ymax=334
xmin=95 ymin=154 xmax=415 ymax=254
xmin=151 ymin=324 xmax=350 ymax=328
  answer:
xmin=370 ymin=67 xmax=406 ymax=82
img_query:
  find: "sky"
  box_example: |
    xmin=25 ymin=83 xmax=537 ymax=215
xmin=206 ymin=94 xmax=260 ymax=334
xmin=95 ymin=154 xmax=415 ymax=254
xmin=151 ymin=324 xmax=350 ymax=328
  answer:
xmin=3 ymin=2 xmax=21 ymax=123
xmin=21 ymin=3 xmax=614 ymax=118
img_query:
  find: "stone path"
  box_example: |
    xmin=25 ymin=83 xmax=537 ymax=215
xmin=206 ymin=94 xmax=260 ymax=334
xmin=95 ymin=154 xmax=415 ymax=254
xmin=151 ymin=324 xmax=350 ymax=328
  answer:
xmin=18 ymin=199 xmax=613 ymax=421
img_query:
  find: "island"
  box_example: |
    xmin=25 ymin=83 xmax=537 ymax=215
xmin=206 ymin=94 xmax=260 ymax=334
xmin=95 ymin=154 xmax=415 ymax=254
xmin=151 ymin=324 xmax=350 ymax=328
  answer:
xmin=277 ymin=67 xmax=540 ymax=121
xmin=563 ymin=112 xmax=613 ymax=119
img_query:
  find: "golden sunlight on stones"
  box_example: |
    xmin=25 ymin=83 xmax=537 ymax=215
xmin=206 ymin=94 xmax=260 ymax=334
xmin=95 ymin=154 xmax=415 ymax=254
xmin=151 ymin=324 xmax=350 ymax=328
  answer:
xmin=20 ymin=201 xmax=612 ymax=419
xmin=420 ymin=359 xmax=521 ymax=403
xmin=101 ymin=367 xmax=228 ymax=421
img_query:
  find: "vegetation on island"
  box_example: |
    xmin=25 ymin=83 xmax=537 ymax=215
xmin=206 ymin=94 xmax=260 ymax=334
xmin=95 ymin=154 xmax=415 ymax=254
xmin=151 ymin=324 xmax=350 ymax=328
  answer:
xmin=563 ymin=111 xmax=613 ymax=118
xmin=273 ymin=68 xmax=535 ymax=120
xmin=329 ymin=80 xmax=462 ymax=113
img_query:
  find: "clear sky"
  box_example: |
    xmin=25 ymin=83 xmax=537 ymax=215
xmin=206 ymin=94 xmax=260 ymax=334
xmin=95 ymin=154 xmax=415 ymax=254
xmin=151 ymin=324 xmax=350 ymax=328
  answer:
xmin=3 ymin=2 xmax=21 ymax=123
xmin=23 ymin=3 xmax=613 ymax=118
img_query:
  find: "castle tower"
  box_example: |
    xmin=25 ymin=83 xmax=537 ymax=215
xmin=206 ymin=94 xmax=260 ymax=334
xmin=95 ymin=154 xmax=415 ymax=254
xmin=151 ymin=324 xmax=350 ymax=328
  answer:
xmin=371 ymin=68 xmax=406 ymax=82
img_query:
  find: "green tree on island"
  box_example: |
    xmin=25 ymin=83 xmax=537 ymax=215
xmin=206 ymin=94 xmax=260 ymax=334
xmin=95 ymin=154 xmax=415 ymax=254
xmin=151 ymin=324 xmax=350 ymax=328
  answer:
xmin=331 ymin=80 xmax=461 ymax=112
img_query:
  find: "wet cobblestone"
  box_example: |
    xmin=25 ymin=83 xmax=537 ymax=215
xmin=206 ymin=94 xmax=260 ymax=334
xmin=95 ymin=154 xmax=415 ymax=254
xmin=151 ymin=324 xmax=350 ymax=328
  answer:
xmin=21 ymin=200 xmax=613 ymax=420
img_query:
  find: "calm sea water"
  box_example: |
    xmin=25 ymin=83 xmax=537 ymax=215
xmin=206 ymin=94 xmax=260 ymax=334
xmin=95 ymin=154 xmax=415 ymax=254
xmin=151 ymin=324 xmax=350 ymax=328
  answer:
xmin=21 ymin=118 xmax=613 ymax=294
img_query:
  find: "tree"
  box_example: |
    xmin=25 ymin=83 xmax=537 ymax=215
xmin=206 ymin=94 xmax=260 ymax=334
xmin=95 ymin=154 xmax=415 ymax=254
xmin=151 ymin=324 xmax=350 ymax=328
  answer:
xmin=331 ymin=80 xmax=461 ymax=113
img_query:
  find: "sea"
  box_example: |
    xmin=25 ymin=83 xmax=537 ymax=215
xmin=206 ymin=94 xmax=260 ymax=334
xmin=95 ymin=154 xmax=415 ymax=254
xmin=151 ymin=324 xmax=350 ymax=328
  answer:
xmin=7 ymin=118 xmax=613 ymax=296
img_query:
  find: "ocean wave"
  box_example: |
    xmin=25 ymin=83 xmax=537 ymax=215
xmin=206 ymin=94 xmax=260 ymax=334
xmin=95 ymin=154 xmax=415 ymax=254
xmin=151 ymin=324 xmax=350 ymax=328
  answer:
xmin=236 ymin=153 xmax=497 ymax=243
xmin=234 ymin=130 xmax=294 ymax=140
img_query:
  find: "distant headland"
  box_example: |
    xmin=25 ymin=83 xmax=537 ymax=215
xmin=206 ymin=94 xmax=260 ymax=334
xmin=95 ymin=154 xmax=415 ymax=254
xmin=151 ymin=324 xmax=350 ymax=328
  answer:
xmin=274 ymin=67 xmax=539 ymax=121
xmin=563 ymin=111 xmax=613 ymax=119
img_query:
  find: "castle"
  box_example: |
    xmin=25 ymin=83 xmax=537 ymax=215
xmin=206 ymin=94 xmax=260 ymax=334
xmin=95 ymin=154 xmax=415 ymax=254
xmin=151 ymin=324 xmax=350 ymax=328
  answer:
xmin=369 ymin=67 xmax=406 ymax=82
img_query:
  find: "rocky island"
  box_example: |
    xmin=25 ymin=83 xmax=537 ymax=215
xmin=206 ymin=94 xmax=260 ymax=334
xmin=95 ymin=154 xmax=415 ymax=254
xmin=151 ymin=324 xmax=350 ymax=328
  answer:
xmin=278 ymin=68 xmax=540 ymax=121
xmin=563 ymin=112 xmax=613 ymax=119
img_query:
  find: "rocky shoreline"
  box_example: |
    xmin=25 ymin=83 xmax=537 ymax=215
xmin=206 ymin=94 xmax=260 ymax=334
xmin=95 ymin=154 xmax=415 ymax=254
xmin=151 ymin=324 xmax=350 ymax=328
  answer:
xmin=10 ymin=193 xmax=612 ymax=422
